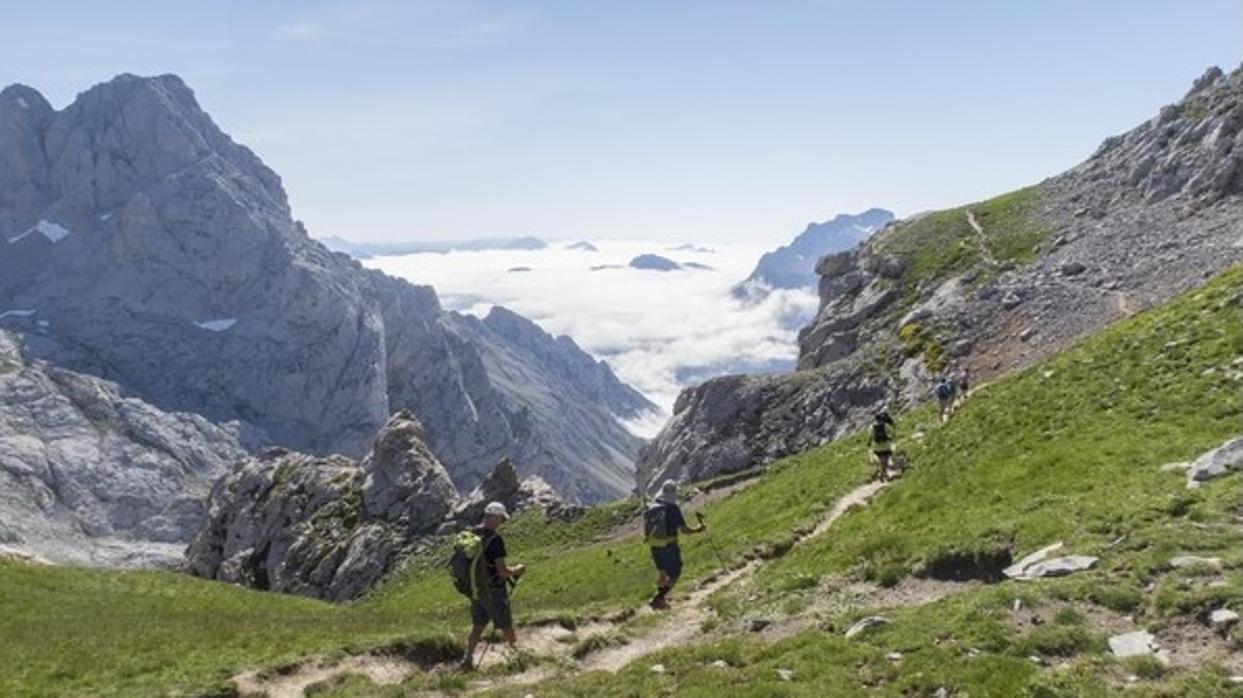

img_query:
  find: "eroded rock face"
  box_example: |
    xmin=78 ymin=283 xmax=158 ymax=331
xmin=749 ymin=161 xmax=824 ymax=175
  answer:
xmin=0 ymin=329 xmax=249 ymax=567
xmin=0 ymin=74 xmax=655 ymax=504
xmin=185 ymin=412 xmax=457 ymax=600
xmin=185 ymin=412 xmax=576 ymax=600
xmin=638 ymin=65 xmax=1243 ymax=489
xmin=635 ymin=365 xmax=887 ymax=490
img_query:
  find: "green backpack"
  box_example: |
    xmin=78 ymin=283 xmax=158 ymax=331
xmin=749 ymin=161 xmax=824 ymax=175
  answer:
xmin=449 ymin=530 xmax=487 ymax=598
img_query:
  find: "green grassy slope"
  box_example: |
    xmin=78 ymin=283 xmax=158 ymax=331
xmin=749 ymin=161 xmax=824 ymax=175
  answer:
xmin=473 ymin=266 xmax=1242 ymax=697
xmin=1 ymin=267 xmax=1239 ymax=697
xmin=870 ymin=186 xmax=1050 ymax=302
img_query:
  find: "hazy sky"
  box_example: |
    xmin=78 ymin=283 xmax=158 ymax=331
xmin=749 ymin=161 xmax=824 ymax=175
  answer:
xmin=1 ymin=1 xmax=1238 ymax=243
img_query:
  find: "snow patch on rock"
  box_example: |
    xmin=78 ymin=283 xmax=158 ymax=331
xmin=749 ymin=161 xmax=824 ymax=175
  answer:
xmin=9 ymin=220 xmax=72 ymax=244
xmin=193 ymin=319 xmax=237 ymax=332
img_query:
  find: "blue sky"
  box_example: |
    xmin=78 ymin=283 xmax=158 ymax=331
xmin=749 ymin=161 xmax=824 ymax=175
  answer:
xmin=1 ymin=1 xmax=1238 ymax=243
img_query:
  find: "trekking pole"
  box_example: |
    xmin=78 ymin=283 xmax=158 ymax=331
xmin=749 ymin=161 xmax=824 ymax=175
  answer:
xmin=694 ymin=512 xmax=729 ymax=567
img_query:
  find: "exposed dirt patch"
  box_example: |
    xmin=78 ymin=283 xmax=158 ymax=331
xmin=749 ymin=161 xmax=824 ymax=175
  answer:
xmin=1157 ymin=615 xmax=1243 ymax=671
xmin=234 ymin=655 xmax=416 ymax=698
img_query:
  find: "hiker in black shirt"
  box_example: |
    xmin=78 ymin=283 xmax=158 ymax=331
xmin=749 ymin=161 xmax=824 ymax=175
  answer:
xmin=644 ymin=480 xmax=705 ymax=610
xmin=463 ymin=501 xmax=525 ymax=669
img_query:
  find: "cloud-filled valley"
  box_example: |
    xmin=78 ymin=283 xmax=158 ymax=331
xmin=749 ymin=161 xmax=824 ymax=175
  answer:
xmin=365 ymin=240 xmax=818 ymax=433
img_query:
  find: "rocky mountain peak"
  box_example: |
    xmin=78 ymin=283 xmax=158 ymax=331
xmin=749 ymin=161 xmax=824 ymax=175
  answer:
xmin=2 ymin=73 xmax=652 ymax=504
xmin=1079 ymin=64 xmax=1241 ymax=204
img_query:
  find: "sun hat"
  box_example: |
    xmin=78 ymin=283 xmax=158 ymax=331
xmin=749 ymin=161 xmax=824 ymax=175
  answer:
xmin=484 ymin=501 xmax=510 ymax=520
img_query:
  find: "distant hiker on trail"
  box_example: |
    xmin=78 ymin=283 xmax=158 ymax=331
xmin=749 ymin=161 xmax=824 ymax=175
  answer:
xmin=869 ymin=411 xmax=896 ymax=482
xmin=457 ymin=502 xmax=525 ymax=670
xmin=957 ymin=366 xmax=971 ymax=398
xmin=644 ymin=480 xmax=705 ymax=610
xmin=935 ymin=376 xmax=957 ymax=423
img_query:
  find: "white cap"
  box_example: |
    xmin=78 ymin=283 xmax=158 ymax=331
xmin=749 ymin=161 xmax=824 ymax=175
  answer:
xmin=484 ymin=501 xmax=510 ymax=520
xmin=656 ymin=480 xmax=679 ymax=504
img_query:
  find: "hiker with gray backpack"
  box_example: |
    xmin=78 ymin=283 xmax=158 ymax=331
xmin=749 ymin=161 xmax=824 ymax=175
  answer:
xmin=935 ymin=376 xmax=957 ymax=423
xmin=643 ymin=480 xmax=705 ymax=610
xmin=450 ymin=501 xmax=525 ymax=670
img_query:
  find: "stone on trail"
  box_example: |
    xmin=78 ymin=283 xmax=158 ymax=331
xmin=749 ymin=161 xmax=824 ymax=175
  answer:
xmin=845 ymin=616 xmax=890 ymax=639
xmin=1004 ymin=542 xmax=1097 ymax=580
xmin=1210 ymin=609 xmax=1239 ymax=630
xmin=649 ymin=664 xmax=666 ymax=674
xmin=776 ymin=668 xmax=795 ymax=682
xmin=1109 ymin=630 xmax=1165 ymax=661
xmin=710 ymin=660 xmax=730 ymax=669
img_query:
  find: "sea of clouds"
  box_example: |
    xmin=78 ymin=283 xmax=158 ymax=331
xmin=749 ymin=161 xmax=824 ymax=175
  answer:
xmin=365 ymin=240 xmax=818 ymax=435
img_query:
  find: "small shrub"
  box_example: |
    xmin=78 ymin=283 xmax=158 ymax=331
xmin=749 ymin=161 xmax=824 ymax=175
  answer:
xmin=1053 ymin=607 xmax=1085 ymax=626
xmin=1016 ymin=625 xmax=1102 ymax=658
xmin=571 ymin=632 xmax=628 ymax=660
xmin=1090 ymin=586 xmax=1144 ymax=613
xmin=1125 ymin=655 xmax=1167 ymax=680
xmin=779 ymin=574 xmax=819 ymax=592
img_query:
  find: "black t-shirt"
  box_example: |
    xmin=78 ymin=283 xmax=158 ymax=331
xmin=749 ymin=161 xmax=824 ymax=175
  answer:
xmin=475 ymin=527 xmax=508 ymax=588
xmin=661 ymin=503 xmax=687 ymax=538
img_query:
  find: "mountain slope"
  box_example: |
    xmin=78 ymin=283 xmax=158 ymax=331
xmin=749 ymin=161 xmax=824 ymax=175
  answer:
xmin=0 ymin=264 xmax=1238 ymax=697
xmin=0 ymin=74 xmax=654 ymax=503
xmin=639 ymin=65 xmax=1243 ymax=489
xmin=0 ymin=330 xmax=250 ymax=567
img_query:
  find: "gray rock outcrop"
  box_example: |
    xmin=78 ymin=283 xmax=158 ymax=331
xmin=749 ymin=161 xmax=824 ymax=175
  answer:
xmin=186 ymin=411 xmax=569 ymax=600
xmin=1160 ymin=435 xmax=1243 ymax=488
xmin=0 ymin=329 xmax=249 ymax=567
xmin=0 ymin=74 xmax=655 ymax=504
xmin=638 ymin=65 xmax=1243 ymax=489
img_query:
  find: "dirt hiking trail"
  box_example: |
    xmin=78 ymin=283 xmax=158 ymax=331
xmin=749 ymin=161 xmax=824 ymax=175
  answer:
xmin=232 ymin=480 xmax=889 ymax=697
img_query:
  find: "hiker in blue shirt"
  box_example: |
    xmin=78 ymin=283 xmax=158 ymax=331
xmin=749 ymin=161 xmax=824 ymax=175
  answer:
xmin=643 ymin=480 xmax=705 ymax=610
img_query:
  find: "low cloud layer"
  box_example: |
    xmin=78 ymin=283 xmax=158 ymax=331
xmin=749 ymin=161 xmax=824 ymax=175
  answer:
xmin=366 ymin=240 xmax=817 ymax=433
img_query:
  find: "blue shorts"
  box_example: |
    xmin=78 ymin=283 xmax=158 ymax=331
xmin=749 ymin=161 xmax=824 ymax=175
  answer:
xmin=650 ymin=543 xmax=683 ymax=579
xmin=470 ymin=586 xmax=513 ymax=629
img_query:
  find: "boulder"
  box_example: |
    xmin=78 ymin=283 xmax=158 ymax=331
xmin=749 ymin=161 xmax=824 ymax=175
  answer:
xmin=1186 ymin=436 xmax=1243 ymax=487
xmin=1210 ymin=609 xmax=1239 ymax=631
xmin=1108 ymin=630 xmax=1165 ymax=662
xmin=1005 ymin=542 xmax=1099 ymax=580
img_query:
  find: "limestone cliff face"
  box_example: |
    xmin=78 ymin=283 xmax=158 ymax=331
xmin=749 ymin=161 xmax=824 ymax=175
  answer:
xmin=0 ymin=74 xmax=654 ymax=505
xmin=638 ymin=65 xmax=1243 ymax=490
xmin=0 ymin=329 xmax=250 ymax=567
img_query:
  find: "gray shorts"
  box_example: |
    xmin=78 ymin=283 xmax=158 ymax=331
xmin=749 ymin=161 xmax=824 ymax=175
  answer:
xmin=470 ymin=586 xmax=513 ymax=629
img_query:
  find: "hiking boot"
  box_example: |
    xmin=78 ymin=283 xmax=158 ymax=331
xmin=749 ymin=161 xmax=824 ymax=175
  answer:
xmin=458 ymin=655 xmax=475 ymax=672
xmin=649 ymin=596 xmax=670 ymax=610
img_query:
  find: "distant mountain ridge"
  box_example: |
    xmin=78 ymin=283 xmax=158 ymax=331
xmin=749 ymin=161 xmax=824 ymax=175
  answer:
xmin=735 ymin=208 xmax=894 ymax=298
xmin=0 ymin=74 xmax=655 ymax=509
xmin=320 ymin=235 xmax=546 ymax=259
